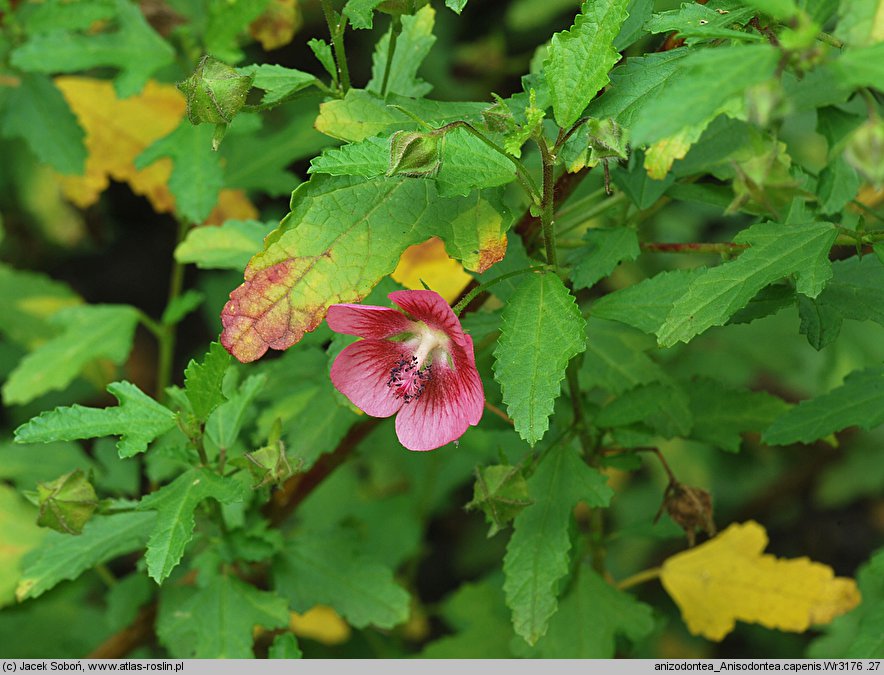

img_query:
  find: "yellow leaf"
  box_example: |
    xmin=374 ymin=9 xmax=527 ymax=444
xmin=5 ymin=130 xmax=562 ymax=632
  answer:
xmin=204 ymin=189 xmax=260 ymax=225
xmin=54 ymin=76 xmax=185 ymax=213
xmin=391 ymin=237 xmax=472 ymax=303
xmin=289 ymin=605 xmax=351 ymax=645
xmin=0 ymin=486 xmax=46 ymax=608
xmin=660 ymin=521 xmax=861 ymax=641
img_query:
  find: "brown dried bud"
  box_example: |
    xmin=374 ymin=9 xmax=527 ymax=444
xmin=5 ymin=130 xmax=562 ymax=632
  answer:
xmin=659 ymin=482 xmax=716 ymax=547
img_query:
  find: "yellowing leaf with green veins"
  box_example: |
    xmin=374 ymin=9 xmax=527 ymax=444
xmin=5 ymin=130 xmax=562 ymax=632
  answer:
xmin=220 ymin=174 xmax=509 ymax=362
xmin=661 ymin=521 xmax=861 ymax=641
xmin=0 ymin=486 xmax=46 ymax=608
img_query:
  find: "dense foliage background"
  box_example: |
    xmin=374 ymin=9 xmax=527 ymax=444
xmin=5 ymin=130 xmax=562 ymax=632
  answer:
xmin=0 ymin=0 xmax=882 ymax=660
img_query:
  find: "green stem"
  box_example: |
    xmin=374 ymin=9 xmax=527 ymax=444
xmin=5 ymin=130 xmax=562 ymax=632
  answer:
xmin=535 ymin=135 xmax=559 ymax=267
xmin=452 ymin=265 xmax=550 ymax=315
xmin=617 ymin=566 xmax=662 ymax=591
xmin=553 ymin=116 xmax=589 ymax=155
xmin=94 ymin=564 xmax=117 ymax=588
xmin=321 ymin=0 xmax=351 ymax=94
xmin=156 ymin=220 xmax=188 ymax=402
xmin=381 ymin=15 xmax=402 ymax=97
xmin=816 ymin=31 xmax=844 ymax=49
xmin=859 ymin=88 xmax=879 ymax=119
xmin=557 ymin=192 xmax=628 ymax=235
xmin=641 ymin=241 xmax=749 ymax=254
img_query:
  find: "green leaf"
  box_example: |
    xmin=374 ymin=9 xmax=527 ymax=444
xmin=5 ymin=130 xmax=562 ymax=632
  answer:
xmin=316 ymin=89 xmax=487 ymax=142
xmin=220 ymin=175 xmax=510 ymax=362
xmin=204 ymin=0 xmax=271 ymax=63
xmin=269 ymin=633 xmax=303 ymax=659
xmin=0 ymin=486 xmax=45 ymax=608
xmin=569 ymin=228 xmax=640 ymax=289
xmin=531 ymin=566 xmax=654 ymax=657
xmin=0 ymin=263 xmax=81 ymax=347
xmin=9 ymin=0 xmax=174 ymax=97
xmin=611 ymin=160 xmax=675 ymax=209
xmin=156 ymin=575 xmax=289 ymax=657
xmin=798 ymin=255 xmax=884 ymax=349
xmin=0 ymin=74 xmax=86 ymax=175
xmin=308 ymin=38 xmax=338 ymax=81
xmin=739 ymin=0 xmax=800 ymax=19
xmin=161 ymin=289 xmax=204 ymax=326
xmin=657 ymin=222 xmax=838 ymax=346
xmin=136 ymin=121 xmax=224 ymax=224
xmin=818 ymin=156 xmax=861 ymax=215
xmin=503 ymin=443 xmax=612 ymax=645
xmin=446 ymin=0 xmax=469 ymax=12
xmin=206 ymin=374 xmax=267 ymax=450
xmin=15 ymin=381 xmax=177 ymax=459
xmin=592 ymin=268 xmax=699 ymax=335
xmin=645 ymin=3 xmax=759 ymax=43
xmin=238 ymin=64 xmax=318 ymax=105
xmin=686 ymin=378 xmax=790 ymax=452
xmin=309 ymin=127 xmax=515 ymax=197
xmin=19 ymin=0 xmax=116 ymax=33
xmin=367 ymin=5 xmax=436 ymax=97
xmin=614 ymin=0 xmax=653 ymax=50
xmin=16 ymin=511 xmax=155 ymax=601
xmin=3 ymin=304 xmax=139 ymax=405
xmin=274 ymin=527 xmax=410 ymax=629
xmin=630 ymin=45 xmax=779 ymax=146
xmin=137 ymin=468 xmax=248 ymax=583
xmin=221 ymin=104 xmax=328 ymax=196
xmin=588 ymin=49 xmax=690 ymax=128
xmin=343 ymin=0 xmax=386 ymax=28
xmin=544 ymin=0 xmax=630 ymax=127
xmin=835 ymin=0 xmax=884 ymax=47
xmin=596 ymin=381 xmax=693 ymax=438
xmin=494 ymin=273 xmax=586 ymax=446
xmin=183 ymin=343 xmax=232 ymax=422
xmin=579 ymin=318 xmax=665 ymax=395
xmin=0 ymin=440 xmax=94 ymax=490
xmin=764 ymin=366 xmax=884 ymax=445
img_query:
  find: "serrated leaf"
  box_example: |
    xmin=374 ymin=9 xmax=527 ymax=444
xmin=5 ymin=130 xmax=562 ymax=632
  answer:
xmin=661 ymin=521 xmax=860 ymax=640
xmin=686 ymin=378 xmax=790 ymax=452
xmin=579 ymin=318 xmax=665 ymax=394
xmin=238 ymin=64 xmax=317 ymax=105
xmin=367 ymin=6 xmax=436 ymax=98
xmin=503 ymin=443 xmax=613 ymax=645
xmin=764 ymin=366 xmax=884 ymax=445
xmin=136 ymin=120 xmax=224 ymax=224
xmin=544 ymin=0 xmax=630 ymax=128
xmin=531 ymin=566 xmax=654 ymax=657
xmin=206 ymin=374 xmax=267 ymax=450
xmin=630 ymin=45 xmax=779 ymax=146
xmin=137 ymin=468 xmax=248 ymax=583
xmin=309 ymin=127 xmax=515 ymax=197
xmin=494 ymin=273 xmax=586 ymax=446
xmin=657 ymin=222 xmax=837 ymax=347
xmin=798 ymin=255 xmax=884 ymax=349
xmin=0 ymin=486 xmax=46 ymax=608
xmin=10 ymin=0 xmax=174 ymax=97
xmin=308 ymin=38 xmax=337 ymax=81
xmin=0 ymin=263 xmax=81 ymax=347
xmin=0 ymin=73 xmax=86 ymax=175
xmin=16 ymin=511 xmax=155 ymax=601
xmin=570 ymin=228 xmax=640 ymax=289
xmin=596 ymin=381 xmax=693 ymax=438
xmin=15 ymin=381 xmax=177 ymax=459
xmin=316 ymin=89 xmax=486 ymax=143
xmin=343 ymin=0 xmax=385 ymax=28
xmin=3 ymin=304 xmax=139 ymax=405
xmin=646 ymin=1 xmax=757 ymax=43
xmin=274 ymin=527 xmax=410 ymax=629
xmin=183 ymin=343 xmax=231 ymax=422
xmin=588 ymin=49 xmax=690 ymax=128
xmin=156 ymin=575 xmax=288 ymax=657
xmin=591 ymin=268 xmax=700 ymax=335
xmin=53 ymin=76 xmax=184 ymax=212
xmin=220 ymin=174 xmax=509 ymax=362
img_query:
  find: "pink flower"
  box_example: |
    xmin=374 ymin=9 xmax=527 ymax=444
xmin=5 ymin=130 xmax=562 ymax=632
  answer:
xmin=327 ymin=290 xmax=484 ymax=451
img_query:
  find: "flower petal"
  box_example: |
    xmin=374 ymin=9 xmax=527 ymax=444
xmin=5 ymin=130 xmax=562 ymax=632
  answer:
xmin=326 ymin=304 xmax=413 ymax=339
xmin=388 ymin=290 xmax=469 ymax=348
xmin=394 ymin=334 xmax=484 ymax=451
xmin=330 ymin=339 xmax=409 ymax=418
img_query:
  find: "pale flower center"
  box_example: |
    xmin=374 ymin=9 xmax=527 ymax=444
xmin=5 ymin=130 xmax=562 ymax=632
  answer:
xmin=386 ymin=323 xmax=449 ymax=404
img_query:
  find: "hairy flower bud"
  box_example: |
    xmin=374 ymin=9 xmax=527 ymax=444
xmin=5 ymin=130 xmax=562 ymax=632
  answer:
xmin=466 ymin=464 xmax=532 ymax=537
xmin=36 ymin=469 xmax=98 ymax=535
xmin=387 ymin=129 xmax=445 ymax=177
xmin=178 ymin=55 xmax=253 ymax=126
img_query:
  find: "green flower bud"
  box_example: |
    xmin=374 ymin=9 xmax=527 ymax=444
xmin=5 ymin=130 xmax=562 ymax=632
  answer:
xmin=177 ymin=55 xmax=253 ymax=126
xmin=243 ymin=442 xmax=296 ymax=488
xmin=36 ymin=469 xmax=98 ymax=535
xmin=844 ymin=118 xmax=884 ymax=187
xmin=465 ymin=464 xmax=533 ymax=537
xmin=387 ymin=129 xmax=445 ymax=177
xmin=586 ymin=118 xmax=628 ymax=166
xmin=483 ymin=95 xmax=515 ymax=133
